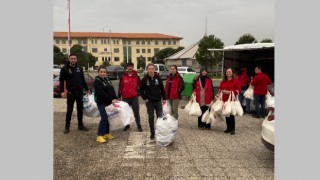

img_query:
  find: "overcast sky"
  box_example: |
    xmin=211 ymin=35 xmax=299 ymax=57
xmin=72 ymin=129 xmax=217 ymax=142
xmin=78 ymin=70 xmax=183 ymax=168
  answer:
xmin=53 ymin=0 xmax=274 ymax=47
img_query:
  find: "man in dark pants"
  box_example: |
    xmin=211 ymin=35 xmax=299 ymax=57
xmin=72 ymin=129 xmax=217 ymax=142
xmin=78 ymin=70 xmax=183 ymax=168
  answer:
xmin=118 ymin=62 xmax=142 ymax=132
xmin=140 ymin=63 xmax=166 ymax=140
xmin=59 ymin=54 xmax=90 ymax=134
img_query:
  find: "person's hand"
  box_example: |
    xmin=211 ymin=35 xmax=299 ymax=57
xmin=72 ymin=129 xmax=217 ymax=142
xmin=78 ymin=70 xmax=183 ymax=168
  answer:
xmin=86 ymin=90 xmax=91 ymax=95
xmin=118 ymin=97 xmax=122 ymax=101
xmin=162 ymin=100 xmax=167 ymax=105
xmin=112 ymin=99 xmax=118 ymax=104
xmin=222 ymin=90 xmax=230 ymax=94
xmin=61 ymin=92 xmax=67 ymax=98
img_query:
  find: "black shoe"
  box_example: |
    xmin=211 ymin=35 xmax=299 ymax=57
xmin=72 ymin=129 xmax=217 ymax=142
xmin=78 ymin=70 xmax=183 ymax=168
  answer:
xmin=63 ymin=128 xmax=69 ymax=134
xmin=253 ymin=115 xmax=260 ymax=118
xmin=224 ymin=129 xmax=231 ymax=133
xmin=150 ymin=134 xmax=155 ymax=140
xmin=123 ymin=125 xmax=130 ymax=131
xmin=230 ymin=130 xmax=235 ymax=135
xmin=137 ymin=127 xmax=143 ymax=132
xmin=78 ymin=126 xmax=89 ymax=131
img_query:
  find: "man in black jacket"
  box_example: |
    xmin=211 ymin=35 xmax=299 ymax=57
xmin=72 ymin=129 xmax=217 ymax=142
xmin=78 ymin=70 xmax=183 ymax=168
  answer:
xmin=59 ymin=54 xmax=90 ymax=134
xmin=140 ymin=63 xmax=166 ymax=140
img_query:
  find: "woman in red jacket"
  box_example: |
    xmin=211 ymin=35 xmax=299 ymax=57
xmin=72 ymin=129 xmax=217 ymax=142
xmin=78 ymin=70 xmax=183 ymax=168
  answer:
xmin=193 ymin=68 xmax=214 ymax=130
xmin=217 ymin=67 xmax=241 ymax=135
xmin=165 ymin=65 xmax=185 ymax=120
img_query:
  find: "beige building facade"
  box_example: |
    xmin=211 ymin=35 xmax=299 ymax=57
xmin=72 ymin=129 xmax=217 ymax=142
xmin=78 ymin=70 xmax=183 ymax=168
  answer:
xmin=53 ymin=32 xmax=182 ymax=69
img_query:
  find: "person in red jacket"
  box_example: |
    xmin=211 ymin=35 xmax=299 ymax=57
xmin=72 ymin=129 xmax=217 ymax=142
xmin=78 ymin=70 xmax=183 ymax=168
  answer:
xmin=217 ymin=67 xmax=241 ymax=135
xmin=118 ymin=62 xmax=143 ymax=132
xmin=251 ymin=66 xmax=272 ymax=118
xmin=237 ymin=68 xmax=252 ymax=114
xmin=193 ymin=68 xmax=214 ymax=130
xmin=165 ymin=65 xmax=185 ymax=120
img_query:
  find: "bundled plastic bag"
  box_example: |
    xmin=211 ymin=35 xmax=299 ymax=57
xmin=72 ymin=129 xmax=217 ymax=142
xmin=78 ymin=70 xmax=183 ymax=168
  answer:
xmin=244 ymin=86 xmax=254 ymax=100
xmin=155 ymin=114 xmax=178 ymax=147
xmin=211 ymin=112 xmax=225 ymax=126
xmin=230 ymin=92 xmax=237 ymax=116
xmin=184 ymin=94 xmax=194 ymax=113
xmin=211 ymin=92 xmax=223 ymax=112
xmin=234 ymin=91 xmax=244 ymax=116
xmin=163 ymin=100 xmax=172 ymax=115
xmin=189 ymin=94 xmax=202 ymax=117
xmin=222 ymin=93 xmax=232 ymax=117
xmin=201 ymin=109 xmax=210 ymax=123
xmin=105 ymin=101 xmax=135 ymax=131
xmin=83 ymin=94 xmax=100 ymax=118
xmin=266 ymin=91 xmax=275 ymax=108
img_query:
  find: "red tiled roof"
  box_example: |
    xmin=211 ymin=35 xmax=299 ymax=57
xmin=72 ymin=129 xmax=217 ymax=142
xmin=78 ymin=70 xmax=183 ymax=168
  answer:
xmin=53 ymin=32 xmax=183 ymax=40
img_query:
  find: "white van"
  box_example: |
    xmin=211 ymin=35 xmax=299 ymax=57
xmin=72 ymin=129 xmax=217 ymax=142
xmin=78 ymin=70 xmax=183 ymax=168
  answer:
xmin=144 ymin=64 xmax=170 ymax=80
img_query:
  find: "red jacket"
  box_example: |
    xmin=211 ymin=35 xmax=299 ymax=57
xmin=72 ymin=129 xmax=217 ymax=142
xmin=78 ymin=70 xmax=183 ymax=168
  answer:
xmin=193 ymin=76 xmax=213 ymax=105
xmin=238 ymin=70 xmax=250 ymax=87
xmin=165 ymin=73 xmax=185 ymax=99
xmin=118 ymin=70 xmax=140 ymax=99
xmin=218 ymin=79 xmax=241 ymax=102
xmin=251 ymin=72 xmax=272 ymax=95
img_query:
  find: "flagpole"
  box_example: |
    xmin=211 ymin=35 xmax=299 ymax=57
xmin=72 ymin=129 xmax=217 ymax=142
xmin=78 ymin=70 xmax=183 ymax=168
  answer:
xmin=67 ymin=0 xmax=71 ymax=56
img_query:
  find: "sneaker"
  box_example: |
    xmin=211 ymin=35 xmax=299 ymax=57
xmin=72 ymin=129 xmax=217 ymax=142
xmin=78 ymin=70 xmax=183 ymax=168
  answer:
xmin=103 ymin=134 xmax=114 ymax=140
xmin=224 ymin=129 xmax=231 ymax=133
xmin=230 ymin=130 xmax=235 ymax=135
xmin=96 ymin=136 xmax=107 ymax=143
xmin=123 ymin=125 xmax=130 ymax=131
xmin=252 ymin=115 xmax=260 ymax=119
xmin=137 ymin=127 xmax=143 ymax=132
xmin=63 ymin=128 xmax=69 ymax=134
xmin=78 ymin=126 xmax=89 ymax=131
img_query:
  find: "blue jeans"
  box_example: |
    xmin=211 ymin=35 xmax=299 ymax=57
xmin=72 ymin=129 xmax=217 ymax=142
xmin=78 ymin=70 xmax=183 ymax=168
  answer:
xmin=97 ymin=104 xmax=110 ymax=136
xmin=239 ymin=89 xmax=251 ymax=113
xmin=146 ymin=101 xmax=163 ymax=136
xmin=254 ymin=95 xmax=266 ymax=117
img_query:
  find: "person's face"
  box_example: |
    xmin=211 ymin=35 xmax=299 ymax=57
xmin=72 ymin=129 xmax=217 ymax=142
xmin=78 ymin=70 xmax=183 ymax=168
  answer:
xmin=127 ymin=65 xmax=133 ymax=72
xmin=170 ymin=66 xmax=177 ymax=74
xmin=226 ymin=69 xmax=233 ymax=78
xmin=147 ymin=65 xmax=155 ymax=76
xmin=255 ymin=67 xmax=260 ymax=74
xmin=201 ymin=70 xmax=207 ymax=76
xmin=98 ymin=68 xmax=107 ymax=78
xmin=69 ymin=55 xmax=77 ymax=65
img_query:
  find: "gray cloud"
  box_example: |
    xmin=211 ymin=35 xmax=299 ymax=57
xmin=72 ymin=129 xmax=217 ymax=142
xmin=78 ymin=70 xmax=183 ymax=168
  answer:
xmin=54 ymin=0 xmax=274 ymax=47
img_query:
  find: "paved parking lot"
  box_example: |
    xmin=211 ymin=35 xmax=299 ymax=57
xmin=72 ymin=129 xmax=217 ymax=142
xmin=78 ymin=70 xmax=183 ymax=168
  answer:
xmin=54 ymin=94 xmax=274 ymax=180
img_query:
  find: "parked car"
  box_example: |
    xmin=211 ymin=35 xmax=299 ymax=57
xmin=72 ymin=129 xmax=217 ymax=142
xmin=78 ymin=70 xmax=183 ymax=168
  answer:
xmin=144 ymin=64 xmax=170 ymax=80
xmin=53 ymin=74 xmax=94 ymax=97
xmin=106 ymin=66 xmax=125 ymax=80
xmin=261 ymin=95 xmax=275 ymax=152
xmin=53 ymin=64 xmax=61 ymax=78
xmin=177 ymin=67 xmax=197 ymax=76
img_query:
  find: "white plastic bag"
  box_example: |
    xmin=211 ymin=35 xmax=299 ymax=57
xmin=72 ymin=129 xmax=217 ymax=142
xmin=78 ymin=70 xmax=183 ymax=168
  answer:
xmin=244 ymin=86 xmax=254 ymax=100
xmin=105 ymin=101 xmax=135 ymax=131
xmin=211 ymin=112 xmax=224 ymax=126
xmin=83 ymin=94 xmax=100 ymax=118
xmin=211 ymin=92 xmax=223 ymax=112
xmin=201 ymin=109 xmax=210 ymax=123
xmin=230 ymin=92 xmax=237 ymax=116
xmin=184 ymin=94 xmax=194 ymax=113
xmin=163 ymin=100 xmax=172 ymax=115
xmin=188 ymin=94 xmax=202 ymax=117
xmin=266 ymin=91 xmax=275 ymax=108
xmin=234 ymin=90 xmax=244 ymax=116
xmin=222 ymin=93 xmax=232 ymax=117
xmin=155 ymin=114 xmax=178 ymax=147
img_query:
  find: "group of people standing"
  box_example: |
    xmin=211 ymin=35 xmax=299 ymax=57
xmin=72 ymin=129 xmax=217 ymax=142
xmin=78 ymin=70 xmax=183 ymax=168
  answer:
xmin=59 ymin=54 xmax=272 ymax=142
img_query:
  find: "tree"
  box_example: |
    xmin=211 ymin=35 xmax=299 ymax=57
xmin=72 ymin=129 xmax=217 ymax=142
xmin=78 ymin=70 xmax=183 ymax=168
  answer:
xmin=260 ymin=38 xmax=273 ymax=43
xmin=70 ymin=44 xmax=97 ymax=70
xmin=53 ymin=45 xmax=67 ymax=65
xmin=152 ymin=46 xmax=184 ymax=64
xmin=235 ymin=33 xmax=257 ymax=45
xmin=137 ymin=56 xmax=146 ymax=70
xmin=102 ymin=60 xmax=111 ymax=67
xmin=195 ymin=35 xmax=224 ymax=74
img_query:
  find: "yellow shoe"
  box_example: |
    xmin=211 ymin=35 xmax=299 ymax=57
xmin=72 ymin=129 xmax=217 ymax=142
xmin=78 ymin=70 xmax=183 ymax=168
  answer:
xmin=103 ymin=134 xmax=114 ymax=140
xmin=96 ymin=136 xmax=107 ymax=143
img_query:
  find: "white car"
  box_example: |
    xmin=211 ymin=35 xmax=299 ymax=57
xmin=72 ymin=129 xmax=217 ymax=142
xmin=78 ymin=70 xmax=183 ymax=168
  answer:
xmin=144 ymin=64 xmax=170 ymax=80
xmin=261 ymin=95 xmax=275 ymax=152
xmin=53 ymin=64 xmax=61 ymax=78
xmin=177 ymin=67 xmax=197 ymax=76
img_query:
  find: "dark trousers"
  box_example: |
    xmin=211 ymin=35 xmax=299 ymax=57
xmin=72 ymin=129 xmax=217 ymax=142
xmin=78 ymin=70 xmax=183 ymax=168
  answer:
xmin=122 ymin=97 xmax=141 ymax=128
xmin=254 ymin=95 xmax=266 ymax=117
xmin=198 ymin=106 xmax=211 ymax=128
xmin=97 ymin=104 xmax=109 ymax=136
xmin=146 ymin=101 xmax=163 ymax=136
xmin=65 ymin=91 xmax=84 ymax=129
xmin=226 ymin=115 xmax=235 ymax=131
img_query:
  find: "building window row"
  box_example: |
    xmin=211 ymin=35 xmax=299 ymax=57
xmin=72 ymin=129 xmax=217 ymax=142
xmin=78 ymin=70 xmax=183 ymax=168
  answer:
xmin=136 ymin=48 xmax=152 ymax=53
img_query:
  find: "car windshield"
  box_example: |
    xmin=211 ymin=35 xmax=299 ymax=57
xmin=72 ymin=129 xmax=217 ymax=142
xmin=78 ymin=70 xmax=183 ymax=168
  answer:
xmin=178 ymin=67 xmax=186 ymax=71
xmin=106 ymin=66 xmax=117 ymax=71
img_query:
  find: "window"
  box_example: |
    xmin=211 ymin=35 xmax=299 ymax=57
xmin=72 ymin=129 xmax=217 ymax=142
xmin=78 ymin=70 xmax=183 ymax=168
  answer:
xmin=55 ymin=39 xmax=60 ymax=44
xmin=154 ymin=48 xmax=159 ymax=55
xmin=142 ymin=40 xmax=145 ymax=45
xmin=155 ymin=40 xmax=158 ymax=45
xmin=102 ymin=57 xmax=105 ymax=62
xmin=168 ymin=40 xmax=171 ymax=45
xmin=114 ymin=57 xmax=120 ymax=61
xmin=78 ymin=39 xmax=82 ymax=44
xmin=114 ymin=48 xmax=120 ymax=53
xmin=163 ymin=41 xmax=166 ymax=45
xmin=62 ymin=48 xmax=67 ymax=53
xmin=147 ymin=49 xmax=151 ymax=53
xmin=159 ymin=66 xmax=164 ymax=71
xmin=147 ymin=57 xmax=152 ymax=61
xmin=136 ymin=49 xmax=140 ymax=53
xmin=83 ymin=39 xmax=87 ymax=44
xmin=173 ymin=40 xmax=176 ymax=45
xmin=136 ymin=40 xmax=140 ymax=45
xmin=83 ymin=46 xmax=88 ymax=52
xmin=192 ymin=59 xmax=197 ymax=66
xmin=142 ymin=49 xmax=146 ymax=53
xmin=62 ymin=39 xmax=66 ymax=44
xmin=147 ymin=40 xmax=150 ymax=45
xmin=123 ymin=40 xmax=126 ymax=45
xmin=182 ymin=59 xmax=187 ymax=66
xmin=187 ymin=68 xmax=195 ymax=72
xmin=92 ymin=48 xmax=98 ymax=53
xmin=127 ymin=40 xmax=131 ymax=45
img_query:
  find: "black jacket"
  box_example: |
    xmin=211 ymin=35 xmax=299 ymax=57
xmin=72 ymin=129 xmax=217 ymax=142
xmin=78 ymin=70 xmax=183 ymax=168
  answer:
xmin=59 ymin=63 xmax=88 ymax=92
xmin=140 ymin=73 xmax=166 ymax=102
xmin=94 ymin=76 xmax=117 ymax=106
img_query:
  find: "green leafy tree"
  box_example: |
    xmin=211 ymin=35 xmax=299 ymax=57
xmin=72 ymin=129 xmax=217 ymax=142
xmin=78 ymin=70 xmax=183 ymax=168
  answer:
xmin=195 ymin=35 xmax=224 ymax=73
xmin=121 ymin=62 xmax=127 ymax=69
xmin=260 ymin=38 xmax=273 ymax=43
xmin=70 ymin=44 xmax=97 ymax=70
xmin=53 ymin=45 xmax=67 ymax=65
xmin=137 ymin=56 xmax=146 ymax=70
xmin=102 ymin=60 xmax=111 ymax=67
xmin=152 ymin=47 xmax=184 ymax=64
xmin=235 ymin=33 xmax=257 ymax=45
